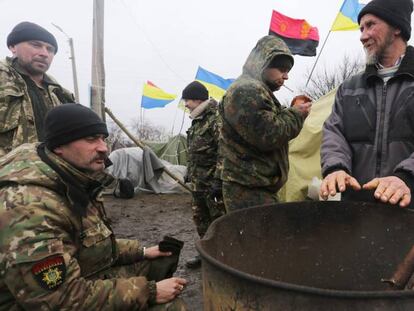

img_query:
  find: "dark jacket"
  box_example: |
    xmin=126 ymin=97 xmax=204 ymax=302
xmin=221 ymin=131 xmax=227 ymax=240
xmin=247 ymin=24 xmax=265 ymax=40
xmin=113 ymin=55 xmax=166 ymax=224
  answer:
xmin=219 ymin=35 xmax=304 ymax=190
xmin=321 ymin=45 xmax=414 ymax=198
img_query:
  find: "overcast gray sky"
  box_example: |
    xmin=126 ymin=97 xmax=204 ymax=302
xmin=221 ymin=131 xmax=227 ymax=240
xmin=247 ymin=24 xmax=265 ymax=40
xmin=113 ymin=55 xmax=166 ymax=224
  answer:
xmin=0 ymin=0 xmax=393 ymax=135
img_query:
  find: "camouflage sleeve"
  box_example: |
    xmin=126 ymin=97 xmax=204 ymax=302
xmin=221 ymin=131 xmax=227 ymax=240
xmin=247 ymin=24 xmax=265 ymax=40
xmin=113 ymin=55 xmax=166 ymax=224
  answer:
xmin=213 ymin=110 xmax=223 ymax=181
xmin=0 ymin=66 xmax=24 ymax=155
xmin=225 ymin=84 xmax=304 ymax=152
xmin=1 ymin=185 xmax=153 ymax=310
xmin=116 ymin=238 xmax=145 ymax=265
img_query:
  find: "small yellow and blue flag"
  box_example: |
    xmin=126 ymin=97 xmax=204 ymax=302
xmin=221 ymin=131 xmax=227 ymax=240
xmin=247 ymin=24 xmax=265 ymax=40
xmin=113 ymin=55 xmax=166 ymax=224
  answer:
xmin=331 ymin=0 xmax=367 ymax=31
xmin=141 ymin=81 xmax=176 ymax=109
xmin=195 ymin=67 xmax=234 ymax=100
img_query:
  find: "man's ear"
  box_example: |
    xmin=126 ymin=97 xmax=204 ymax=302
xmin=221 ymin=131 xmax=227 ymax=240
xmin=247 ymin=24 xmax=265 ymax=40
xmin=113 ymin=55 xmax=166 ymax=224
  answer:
xmin=53 ymin=146 xmax=63 ymax=156
xmin=8 ymin=45 xmax=17 ymax=55
xmin=394 ymin=28 xmax=401 ymax=37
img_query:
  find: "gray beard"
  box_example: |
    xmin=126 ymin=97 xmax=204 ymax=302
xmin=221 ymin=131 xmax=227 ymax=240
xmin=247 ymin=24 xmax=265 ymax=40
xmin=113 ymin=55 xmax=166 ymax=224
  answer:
xmin=363 ymin=28 xmax=394 ymax=66
xmin=364 ymin=48 xmax=378 ymax=65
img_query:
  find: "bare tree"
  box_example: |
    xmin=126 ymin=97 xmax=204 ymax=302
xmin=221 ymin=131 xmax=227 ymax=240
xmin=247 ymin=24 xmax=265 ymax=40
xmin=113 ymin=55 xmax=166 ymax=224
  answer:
xmin=130 ymin=118 xmax=169 ymax=142
xmin=299 ymin=55 xmax=364 ymax=100
xmin=106 ymin=120 xmax=129 ymax=151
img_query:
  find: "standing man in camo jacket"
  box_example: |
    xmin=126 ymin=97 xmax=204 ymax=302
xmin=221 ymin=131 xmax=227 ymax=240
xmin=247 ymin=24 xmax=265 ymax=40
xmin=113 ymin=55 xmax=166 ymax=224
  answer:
xmin=0 ymin=104 xmax=187 ymax=311
xmin=0 ymin=21 xmax=74 ymax=157
xmin=219 ymin=35 xmax=311 ymax=211
xmin=183 ymin=81 xmax=225 ymax=269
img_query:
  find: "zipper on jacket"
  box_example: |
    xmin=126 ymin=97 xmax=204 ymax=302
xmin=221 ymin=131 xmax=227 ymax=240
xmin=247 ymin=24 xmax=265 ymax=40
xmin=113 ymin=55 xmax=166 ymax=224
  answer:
xmin=356 ymin=98 xmax=373 ymax=129
xmin=375 ymin=83 xmax=387 ymax=175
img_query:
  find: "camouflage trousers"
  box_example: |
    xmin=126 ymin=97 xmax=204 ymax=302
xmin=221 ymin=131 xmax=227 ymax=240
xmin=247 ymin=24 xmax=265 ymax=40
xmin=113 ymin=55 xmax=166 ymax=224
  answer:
xmin=222 ymin=181 xmax=278 ymax=212
xmin=90 ymin=256 xmax=187 ymax=311
xmin=191 ymin=190 xmax=226 ymax=238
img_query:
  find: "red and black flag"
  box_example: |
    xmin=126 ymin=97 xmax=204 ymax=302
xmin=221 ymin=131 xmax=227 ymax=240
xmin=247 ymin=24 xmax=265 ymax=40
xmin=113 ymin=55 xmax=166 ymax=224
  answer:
xmin=269 ymin=10 xmax=319 ymax=57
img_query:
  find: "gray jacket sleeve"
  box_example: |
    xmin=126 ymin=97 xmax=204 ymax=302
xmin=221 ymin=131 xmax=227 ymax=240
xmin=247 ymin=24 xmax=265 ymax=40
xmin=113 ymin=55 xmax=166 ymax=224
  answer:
xmin=320 ymin=86 xmax=353 ymax=177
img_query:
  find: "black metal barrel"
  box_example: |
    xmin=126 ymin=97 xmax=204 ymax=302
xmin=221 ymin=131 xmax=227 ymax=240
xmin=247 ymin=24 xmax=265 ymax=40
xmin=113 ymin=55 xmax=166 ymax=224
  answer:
xmin=196 ymin=201 xmax=414 ymax=310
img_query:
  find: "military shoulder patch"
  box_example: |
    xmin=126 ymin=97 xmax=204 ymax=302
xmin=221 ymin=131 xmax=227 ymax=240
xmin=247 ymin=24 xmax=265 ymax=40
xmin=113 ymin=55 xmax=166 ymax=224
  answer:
xmin=31 ymin=256 xmax=66 ymax=290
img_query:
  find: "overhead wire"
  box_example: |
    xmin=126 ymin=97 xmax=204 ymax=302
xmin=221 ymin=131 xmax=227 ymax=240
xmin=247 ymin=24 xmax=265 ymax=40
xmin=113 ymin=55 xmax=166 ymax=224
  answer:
xmin=118 ymin=0 xmax=186 ymax=82
xmin=118 ymin=0 xmax=190 ymax=136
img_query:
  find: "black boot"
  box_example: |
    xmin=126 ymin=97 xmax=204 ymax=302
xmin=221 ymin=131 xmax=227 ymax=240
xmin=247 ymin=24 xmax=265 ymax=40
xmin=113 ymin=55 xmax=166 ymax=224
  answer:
xmin=185 ymin=255 xmax=201 ymax=269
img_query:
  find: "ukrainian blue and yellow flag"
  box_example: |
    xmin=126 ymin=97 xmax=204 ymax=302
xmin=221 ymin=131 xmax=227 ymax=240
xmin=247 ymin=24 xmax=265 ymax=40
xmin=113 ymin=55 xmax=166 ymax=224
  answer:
xmin=331 ymin=0 xmax=366 ymax=31
xmin=195 ymin=67 xmax=234 ymax=100
xmin=141 ymin=81 xmax=176 ymax=109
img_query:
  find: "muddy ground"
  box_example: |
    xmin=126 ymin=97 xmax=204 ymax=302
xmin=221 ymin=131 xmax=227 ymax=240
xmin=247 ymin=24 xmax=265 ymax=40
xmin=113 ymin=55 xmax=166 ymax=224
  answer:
xmin=104 ymin=193 xmax=203 ymax=310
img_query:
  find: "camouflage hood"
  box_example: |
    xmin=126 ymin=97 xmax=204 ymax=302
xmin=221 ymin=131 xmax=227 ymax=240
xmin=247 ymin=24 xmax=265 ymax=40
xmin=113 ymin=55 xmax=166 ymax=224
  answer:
xmin=0 ymin=143 xmax=58 ymax=190
xmin=242 ymin=35 xmax=293 ymax=82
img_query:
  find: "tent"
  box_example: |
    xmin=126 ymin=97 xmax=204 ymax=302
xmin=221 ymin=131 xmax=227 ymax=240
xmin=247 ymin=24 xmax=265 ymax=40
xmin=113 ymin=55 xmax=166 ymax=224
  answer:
xmin=278 ymin=88 xmax=337 ymax=202
xmin=107 ymin=146 xmax=188 ymax=194
xmin=146 ymin=134 xmax=188 ymax=166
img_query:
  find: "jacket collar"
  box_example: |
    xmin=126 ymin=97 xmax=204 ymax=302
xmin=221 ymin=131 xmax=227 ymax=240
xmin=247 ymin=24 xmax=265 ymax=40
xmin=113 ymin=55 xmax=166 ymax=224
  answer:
xmin=37 ymin=143 xmax=114 ymax=217
xmin=364 ymin=45 xmax=414 ymax=82
xmin=7 ymin=56 xmax=59 ymax=87
xmin=190 ymin=98 xmax=217 ymax=120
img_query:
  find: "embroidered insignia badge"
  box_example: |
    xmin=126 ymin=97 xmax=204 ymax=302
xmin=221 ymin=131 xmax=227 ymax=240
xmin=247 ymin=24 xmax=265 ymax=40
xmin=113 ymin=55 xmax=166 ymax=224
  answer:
xmin=32 ymin=256 xmax=66 ymax=290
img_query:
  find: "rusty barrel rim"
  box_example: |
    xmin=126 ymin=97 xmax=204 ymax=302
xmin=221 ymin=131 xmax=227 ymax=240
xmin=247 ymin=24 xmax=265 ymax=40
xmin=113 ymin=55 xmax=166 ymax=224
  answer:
xmin=196 ymin=202 xmax=414 ymax=299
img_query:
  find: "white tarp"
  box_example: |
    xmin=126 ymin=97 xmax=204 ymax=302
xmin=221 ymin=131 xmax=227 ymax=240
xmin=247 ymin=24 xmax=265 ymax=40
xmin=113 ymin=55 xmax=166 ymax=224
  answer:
xmin=107 ymin=146 xmax=188 ymax=194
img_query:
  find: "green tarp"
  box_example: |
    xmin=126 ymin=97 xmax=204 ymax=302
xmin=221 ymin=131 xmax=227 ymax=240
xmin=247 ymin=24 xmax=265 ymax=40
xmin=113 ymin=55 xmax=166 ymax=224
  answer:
xmin=146 ymin=134 xmax=188 ymax=166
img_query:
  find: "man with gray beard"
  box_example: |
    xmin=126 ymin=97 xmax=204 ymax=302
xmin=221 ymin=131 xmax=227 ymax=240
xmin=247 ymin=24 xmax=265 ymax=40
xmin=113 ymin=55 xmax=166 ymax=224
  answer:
xmin=320 ymin=0 xmax=414 ymax=208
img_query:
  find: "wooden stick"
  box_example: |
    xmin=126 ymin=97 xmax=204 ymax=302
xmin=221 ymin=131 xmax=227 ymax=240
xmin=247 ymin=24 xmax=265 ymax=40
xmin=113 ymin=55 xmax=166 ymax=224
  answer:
xmin=104 ymin=107 xmax=192 ymax=193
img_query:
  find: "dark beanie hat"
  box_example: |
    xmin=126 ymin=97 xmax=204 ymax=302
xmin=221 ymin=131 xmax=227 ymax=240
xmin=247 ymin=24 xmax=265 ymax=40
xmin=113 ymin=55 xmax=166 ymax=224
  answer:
xmin=7 ymin=21 xmax=58 ymax=53
xmin=267 ymin=54 xmax=294 ymax=70
xmin=44 ymin=103 xmax=108 ymax=150
xmin=182 ymin=81 xmax=209 ymax=101
xmin=358 ymin=0 xmax=413 ymax=41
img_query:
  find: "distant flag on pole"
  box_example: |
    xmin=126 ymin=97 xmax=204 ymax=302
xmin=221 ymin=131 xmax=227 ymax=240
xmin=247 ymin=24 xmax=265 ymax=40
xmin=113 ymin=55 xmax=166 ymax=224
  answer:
xmin=141 ymin=81 xmax=176 ymax=109
xmin=331 ymin=0 xmax=367 ymax=31
xmin=195 ymin=66 xmax=235 ymax=100
xmin=269 ymin=10 xmax=319 ymax=57
xmin=177 ymin=99 xmax=189 ymax=113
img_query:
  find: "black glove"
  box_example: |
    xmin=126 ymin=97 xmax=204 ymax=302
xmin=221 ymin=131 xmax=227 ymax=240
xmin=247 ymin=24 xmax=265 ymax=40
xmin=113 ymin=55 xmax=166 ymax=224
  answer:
xmin=158 ymin=236 xmax=184 ymax=255
xmin=210 ymin=180 xmax=223 ymax=201
xmin=148 ymin=236 xmax=184 ymax=281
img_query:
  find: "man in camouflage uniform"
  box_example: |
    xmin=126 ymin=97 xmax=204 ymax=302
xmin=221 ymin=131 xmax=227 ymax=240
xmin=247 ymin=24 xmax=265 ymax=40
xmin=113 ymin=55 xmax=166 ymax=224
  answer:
xmin=0 ymin=104 xmax=187 ymax=310
xmin=219 ymin=35 xmax=312 ymax=211
xmin=0 ymin=21 xmax=74 ymax=157
xmin=183 ymin=81 xmax=225 ymax=268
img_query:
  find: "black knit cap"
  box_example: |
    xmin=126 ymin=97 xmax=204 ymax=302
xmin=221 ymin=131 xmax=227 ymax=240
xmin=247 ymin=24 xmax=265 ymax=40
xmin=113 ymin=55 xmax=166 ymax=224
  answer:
xmin=267 ymin=54 xmax=294 ymax=70
xmin=7 ymin=21 xmax=58 ymax=53
xmin=182 ymin=81 xmax=209 ymax=101
xmin=44 ymin=103 xmax=108 ymax=150
xmin=358 ymin=0 xmax=413 ymax=41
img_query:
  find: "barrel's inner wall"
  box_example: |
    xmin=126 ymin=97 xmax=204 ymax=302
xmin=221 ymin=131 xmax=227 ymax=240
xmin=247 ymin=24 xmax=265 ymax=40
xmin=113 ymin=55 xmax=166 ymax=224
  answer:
xmin=200 ymin=202 xmax=414 ymax=291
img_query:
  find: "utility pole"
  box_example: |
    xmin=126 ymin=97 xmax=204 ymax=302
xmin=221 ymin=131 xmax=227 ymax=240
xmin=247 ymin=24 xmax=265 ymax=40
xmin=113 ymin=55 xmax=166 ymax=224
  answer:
xmin=91 ymin=0 xmax=105 ymax=120
xmin=51 ymin=23 xmax=80 ymax=103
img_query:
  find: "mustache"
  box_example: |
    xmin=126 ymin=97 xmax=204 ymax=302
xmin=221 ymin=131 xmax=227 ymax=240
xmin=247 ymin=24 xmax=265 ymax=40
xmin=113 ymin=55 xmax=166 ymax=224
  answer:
xmin=89 ymin=152 xmax=108 ymax=164
xmin=33 ymin=58 xmax=49 ymax=65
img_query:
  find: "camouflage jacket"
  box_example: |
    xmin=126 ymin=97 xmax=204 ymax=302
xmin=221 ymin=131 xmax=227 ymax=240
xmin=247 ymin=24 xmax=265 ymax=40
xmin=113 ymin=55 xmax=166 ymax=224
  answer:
xmin=0 ymin=144 xmax=156 ymax=311
xmin=219 ymin=36 xmax=304 ymax=190
xmin=0 ymin=58 xmax=74 ymax=157
xmin=187 ymin=99 xmax=220 ymax=191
